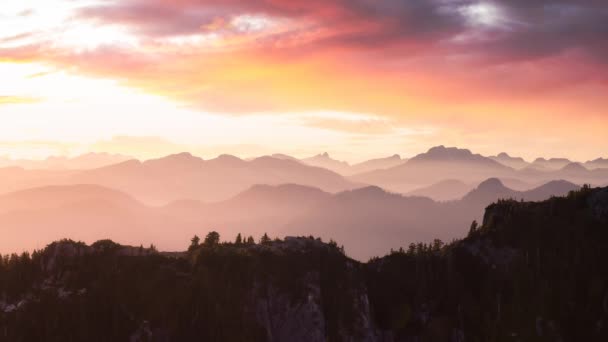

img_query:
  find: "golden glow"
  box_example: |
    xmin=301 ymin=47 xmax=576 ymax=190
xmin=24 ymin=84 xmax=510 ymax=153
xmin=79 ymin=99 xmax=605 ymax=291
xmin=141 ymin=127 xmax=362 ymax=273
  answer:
xmin=0 ymin=1 xmax=606 ymax=162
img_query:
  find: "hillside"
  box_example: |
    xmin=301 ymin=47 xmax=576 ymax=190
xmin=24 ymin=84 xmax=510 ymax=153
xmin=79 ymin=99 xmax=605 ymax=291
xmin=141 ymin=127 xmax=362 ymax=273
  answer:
xmin=1 ymin=186 xmax=606 ymax=341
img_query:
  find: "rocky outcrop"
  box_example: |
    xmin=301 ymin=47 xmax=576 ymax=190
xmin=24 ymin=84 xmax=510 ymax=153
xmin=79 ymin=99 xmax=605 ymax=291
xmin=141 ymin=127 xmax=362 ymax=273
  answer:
xmin=588 ymin=187 xmax=608 ymax=223
xmin=253 ymin=274 xmax=326 ymax=342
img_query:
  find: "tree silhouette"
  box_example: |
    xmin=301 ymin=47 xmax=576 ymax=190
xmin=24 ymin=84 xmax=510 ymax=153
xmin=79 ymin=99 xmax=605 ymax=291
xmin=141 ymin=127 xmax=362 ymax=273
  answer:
xmin=235 ymin=233 xmax=243 ymax=245
xmin=204 ymin=231 xmax=220 ymax=247
xmin=189 ymin=235 xmax=200 ymax=251
xmin=468 ymin=220 xmax=478 ymax=237
xmin=260 ymin=233 xmax=271 ymax=245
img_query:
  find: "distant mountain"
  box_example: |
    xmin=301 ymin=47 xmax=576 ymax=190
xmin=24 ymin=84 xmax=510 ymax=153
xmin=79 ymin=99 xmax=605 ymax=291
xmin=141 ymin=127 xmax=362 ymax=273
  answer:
xmin=70 ymin=153 xmax=358 ymax=204
xmin=498 ymin=177 xmax=534 ymax=191
xmin=347 ymin=154 xmax=406 ymax=175
xmin=268 ymin=153 xmax=299 ymax=162
xmin=531 ymin=157 xmax=572 ymax=170
xmin=0 ymin=179 xmax=580 ymax=260
xmin=560 ymin=162 xmax=588 ymax=173
xmin=351 ymin=146 xmax=514 ymax=193
xmin=163 ymin=183 xmax=332 ymax=240
xmin=516 ymin=161 xmax=608 ymax=186
xmin=489 ymin=152 xmax=529 ymax=169
xmin=407 ymin=146 xmax=504 ymax=166
xmin=461 ymin=178 xmax=517 ymax=204
xmin=300 ymin=153 xmax=406 ymax=176
xmin=584 ymin=157 xmax=608 ymax=170
xmin=462 ymin=178 xmax=579 ymax=204
xmin=0 ymin=184 xmax=161 ymax=253
xmin=283 ymin=178 xmax=578 ymax=259
xmin=524 ymin=179 xmax=581 ymax=200
xmin=301 ymin=152 xmax=350 ymax=174
xmin=406 ymin=179 xmax=472 ymax=201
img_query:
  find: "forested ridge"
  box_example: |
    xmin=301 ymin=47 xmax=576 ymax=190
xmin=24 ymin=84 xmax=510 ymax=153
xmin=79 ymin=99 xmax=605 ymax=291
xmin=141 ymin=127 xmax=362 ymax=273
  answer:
xmin=1 ymin=186 xmax=607 ymax=341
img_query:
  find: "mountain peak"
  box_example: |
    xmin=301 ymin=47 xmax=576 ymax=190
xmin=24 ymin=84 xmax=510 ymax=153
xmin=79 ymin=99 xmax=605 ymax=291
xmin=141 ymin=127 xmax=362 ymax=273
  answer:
xmin=426 ymin=145 xmax=472 ymax=157
xmin=345 ymin=185 xmax=388 ymax=198
xmin=214 ymin=154 xmax=243 ymax=162
xmin=169 ymin=152 xmax=196 ymax=160
xmin=561 ymin=162 xmax=587 ymax=172
xmin=145 ymin=152 xmax=203 ymax=166
xmin=477 ymin=178 xmax=506 ymax=191
xmin=411 ymin=146 xmax=500 ymax=164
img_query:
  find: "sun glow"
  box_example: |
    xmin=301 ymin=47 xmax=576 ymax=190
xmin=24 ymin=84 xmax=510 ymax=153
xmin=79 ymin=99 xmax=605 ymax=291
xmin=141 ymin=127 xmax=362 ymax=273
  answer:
xmin=462 ymin=3 xmax=504 ymax=27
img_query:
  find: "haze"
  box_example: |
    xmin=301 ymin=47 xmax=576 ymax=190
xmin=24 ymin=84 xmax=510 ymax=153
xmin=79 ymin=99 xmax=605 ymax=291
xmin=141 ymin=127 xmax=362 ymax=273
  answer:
xmin=1 ymin=1 xmax=607 ymax=260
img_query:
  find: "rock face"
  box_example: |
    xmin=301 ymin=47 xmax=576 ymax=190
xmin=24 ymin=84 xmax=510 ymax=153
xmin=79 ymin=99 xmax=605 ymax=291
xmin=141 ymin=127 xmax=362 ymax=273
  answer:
xmin=253 ymin=274 xmax=326 ymax=342
xmin=1 ymin=186 xmax=607 ymax=341
xmin=588 ymin=187 xmax=608 ymax=223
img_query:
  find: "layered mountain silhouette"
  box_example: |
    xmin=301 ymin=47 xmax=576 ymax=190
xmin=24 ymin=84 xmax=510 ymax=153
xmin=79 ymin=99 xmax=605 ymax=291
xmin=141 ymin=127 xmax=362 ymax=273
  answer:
xmin=351 ymin=146 xmax=514 ymax=193
xmin=348 ymin=154 xmax=406 ymax=175
xmin=295 ymin=152 xmax=406 ymax=176
xmin=585 ymin=157 xmax=608 ymax=170
xmin=62 ymin=153 xmax=359 ymax=204
xmin=0 ymin=185 xmax=158 ymax=253
xmin=406 ymin=179 xmax=472 ymax=201
xmin=300 ymin=152 xmax=351 ymax=174
xmin=462 ymin=178 xmax=580 ymax=204
xmin=489 ymin=152 xmax=529 ymax=169
xmin=1 ymin=149 xmax=606 ymax=204
xmin=531 ymin=157 xmax=572 ymax=170
xmin=0 ymin=178 xmax=579 ymax=260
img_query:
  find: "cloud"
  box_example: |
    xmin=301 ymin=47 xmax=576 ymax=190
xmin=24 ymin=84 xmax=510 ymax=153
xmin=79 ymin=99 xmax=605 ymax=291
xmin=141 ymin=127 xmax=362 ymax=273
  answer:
xmin=2 ymin=0 xmax=608 ymax=124
xmin=74 ymin=0 xmax=608 ymax=61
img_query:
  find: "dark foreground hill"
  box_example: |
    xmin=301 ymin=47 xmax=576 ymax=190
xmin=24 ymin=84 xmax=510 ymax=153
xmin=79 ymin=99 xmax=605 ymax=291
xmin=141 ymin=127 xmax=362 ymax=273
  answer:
xmin=1 ymin=186 xmax=607 ymax=341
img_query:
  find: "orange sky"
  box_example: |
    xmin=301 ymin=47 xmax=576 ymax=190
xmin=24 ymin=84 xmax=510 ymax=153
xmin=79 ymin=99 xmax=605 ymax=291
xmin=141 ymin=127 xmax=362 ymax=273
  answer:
xmin=0 ymin=0 xmax=607 ymax=162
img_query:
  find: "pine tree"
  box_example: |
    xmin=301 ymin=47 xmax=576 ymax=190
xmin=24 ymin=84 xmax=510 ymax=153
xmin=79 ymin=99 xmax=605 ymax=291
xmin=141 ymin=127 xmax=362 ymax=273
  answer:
xmin=189 ymin=235 xmax=200 ymax=251
xmin=235 ymin=233 xmax=243 ymax=245
xmin=260 ymin=233 xmax=271 ymax=244
xmin=468 ymin=220 xmax=478 ymax=237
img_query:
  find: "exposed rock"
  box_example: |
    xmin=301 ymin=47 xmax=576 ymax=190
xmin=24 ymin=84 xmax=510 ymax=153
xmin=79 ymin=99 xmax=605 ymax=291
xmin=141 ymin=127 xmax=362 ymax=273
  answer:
xmin=588 ymin=187 xmax=608 ymax=223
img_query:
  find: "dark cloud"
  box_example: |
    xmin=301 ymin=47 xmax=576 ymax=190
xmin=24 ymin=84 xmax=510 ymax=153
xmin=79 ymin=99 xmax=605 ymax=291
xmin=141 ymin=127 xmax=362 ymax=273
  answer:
xmin=474 ymin=1 xmax=608 ymax=62
xmin=75 ymin=0 xmax=608 ymax=64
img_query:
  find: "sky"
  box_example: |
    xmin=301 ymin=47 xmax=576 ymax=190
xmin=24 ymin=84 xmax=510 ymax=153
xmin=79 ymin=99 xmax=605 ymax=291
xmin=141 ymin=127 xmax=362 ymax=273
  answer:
xmin=0 ymin=0 xmax=607 ymax=162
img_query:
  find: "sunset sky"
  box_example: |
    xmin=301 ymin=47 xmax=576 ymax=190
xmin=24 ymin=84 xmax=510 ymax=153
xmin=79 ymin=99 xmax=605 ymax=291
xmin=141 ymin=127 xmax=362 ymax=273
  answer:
xmin=1 ymin=0 xmax=607 ymax=162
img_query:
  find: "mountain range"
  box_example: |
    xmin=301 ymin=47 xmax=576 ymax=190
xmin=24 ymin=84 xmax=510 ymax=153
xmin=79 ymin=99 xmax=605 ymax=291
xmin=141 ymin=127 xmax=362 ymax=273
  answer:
xmin=0 ymin=153 xmax=360 ymax=205
xmin=300 ymin=152 xmax=407 ymax=175
xmin=0 ymin=178 xmax=579 ymax=260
